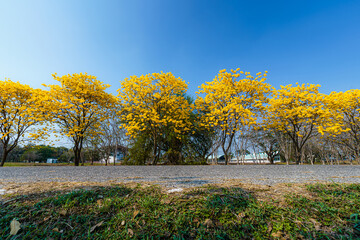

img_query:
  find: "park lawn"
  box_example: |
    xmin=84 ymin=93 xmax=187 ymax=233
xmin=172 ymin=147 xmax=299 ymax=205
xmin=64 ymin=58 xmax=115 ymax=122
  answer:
xmin=0 ymin=183 xmax=359 ymax=239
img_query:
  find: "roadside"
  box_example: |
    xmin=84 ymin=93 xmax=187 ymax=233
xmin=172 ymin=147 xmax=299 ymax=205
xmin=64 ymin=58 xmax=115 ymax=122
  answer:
xmin=1 ymin=181 xmax=359 ymax=239
xmin=1 ymin=165 xmax=360 ymax=187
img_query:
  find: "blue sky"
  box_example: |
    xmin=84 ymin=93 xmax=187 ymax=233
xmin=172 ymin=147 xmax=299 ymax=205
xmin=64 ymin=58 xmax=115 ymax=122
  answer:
xmin=0 ymin=0 xmax=359 ymax=97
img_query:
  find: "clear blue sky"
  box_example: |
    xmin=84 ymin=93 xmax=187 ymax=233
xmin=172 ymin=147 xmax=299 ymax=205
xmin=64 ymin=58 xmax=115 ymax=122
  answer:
xmin=1 ymin=0 xmax=359 ymax=96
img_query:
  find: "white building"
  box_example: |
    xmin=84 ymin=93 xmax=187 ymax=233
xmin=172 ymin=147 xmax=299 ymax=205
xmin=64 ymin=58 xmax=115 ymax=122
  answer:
xmin=46 ymin=158 xmax=58 ymax=163
xmin=208 ymin=152 xmax=280 ymax=164
xmin=100 ymin=152 xmax=125 ymax=164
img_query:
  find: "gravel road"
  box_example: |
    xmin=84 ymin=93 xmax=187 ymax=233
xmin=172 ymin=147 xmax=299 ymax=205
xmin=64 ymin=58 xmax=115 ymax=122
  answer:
xmin=0 ymin=165 xmax=359 ymax=188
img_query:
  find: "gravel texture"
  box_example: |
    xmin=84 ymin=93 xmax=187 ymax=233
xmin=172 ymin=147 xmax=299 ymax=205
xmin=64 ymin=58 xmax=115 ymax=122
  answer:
xmin=0 ymin=165 xmax=359 ymax=188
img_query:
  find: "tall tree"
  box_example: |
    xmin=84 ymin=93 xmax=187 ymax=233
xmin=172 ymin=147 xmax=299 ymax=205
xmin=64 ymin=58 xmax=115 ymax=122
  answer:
xmin=264 ymin=83 xmax=343 ymax=164
xmin=195 ymin=68 xmax=271 ymax=164
xmin=326 ymin=90 xmax=360 ymax=163
xmin=44 ymin=73 xmax=117 ymax=166
xmin=118 ymin=72 xmax=192 ymax=164
xmin=0 ymin=79 xmax=47 ymax=166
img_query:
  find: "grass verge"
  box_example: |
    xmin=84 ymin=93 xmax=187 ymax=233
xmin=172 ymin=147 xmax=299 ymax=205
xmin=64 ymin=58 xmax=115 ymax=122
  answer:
xmin=1 ymin=183 xmax=359 ymax=239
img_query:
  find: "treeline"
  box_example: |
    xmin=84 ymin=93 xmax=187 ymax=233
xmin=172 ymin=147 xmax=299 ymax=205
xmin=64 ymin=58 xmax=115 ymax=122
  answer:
xmin=1 ymin=69 xmax=359 ymax=166
xmin=1 ymin=145 xmax=69 ymax=163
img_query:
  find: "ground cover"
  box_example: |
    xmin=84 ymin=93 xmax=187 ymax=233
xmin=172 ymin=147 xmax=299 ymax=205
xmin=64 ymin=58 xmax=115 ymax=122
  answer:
xmin=0 ymin=182 xmax=359 ymax=239
xmin=2 ymin=162 xmax=116 ymax=167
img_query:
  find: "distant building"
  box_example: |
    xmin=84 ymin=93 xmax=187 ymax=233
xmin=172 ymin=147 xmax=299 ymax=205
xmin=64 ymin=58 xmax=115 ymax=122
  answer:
xmin=46 ymin=158 xmax=58 ymax=163
xmin=100 ymin=153 xmax=125 ymax=164
xmin=99 ymin=146 xmax=127 ymax=164
xmin=230 ymin=152 xmax=280 ymax=164
xmin=208 ymin=152 xmax=280 ymax=164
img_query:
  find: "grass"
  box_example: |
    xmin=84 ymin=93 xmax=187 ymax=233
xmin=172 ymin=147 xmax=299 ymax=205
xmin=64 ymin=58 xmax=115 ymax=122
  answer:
xmin=2 ymin=162 xmax=120 ymax=167
xmin=1 ymin=183 xmax=359 ymax=239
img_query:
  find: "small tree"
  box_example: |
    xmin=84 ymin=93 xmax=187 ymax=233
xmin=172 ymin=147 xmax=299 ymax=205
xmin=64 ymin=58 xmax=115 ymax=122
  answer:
xmin=85 ymin=114 xmax=126 ymax=166
xmin=249 ymin=126 xmax=279 ymax=164
xmin=44 ymin=73 xmax=117 ymax=166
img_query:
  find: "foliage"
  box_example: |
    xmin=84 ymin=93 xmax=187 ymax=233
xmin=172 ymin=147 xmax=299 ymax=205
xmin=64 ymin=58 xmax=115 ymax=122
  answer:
xmin=0 ymin=79 xmax=48 ymax=166
xmin=44 ymin=73 xmax=117 ymax=166
xmin=123 ymin=134 xmax=152 ymax=165
xmin=122 ymin=93 xmax=212 ymax=165
xmin=118 ymin=72 xmax=193 ymax=164
xmin=19 ymin=145 xmax=68 ymax=163
xmin=196 ymin=68 xmax=272 ymax=164
xmin=3 ymin=69 xmax=360 ymax=165
xmin=326 ymin=90 xmax=360 ymax=162
xmin=264 ymin=83 xmax=344 ymax=164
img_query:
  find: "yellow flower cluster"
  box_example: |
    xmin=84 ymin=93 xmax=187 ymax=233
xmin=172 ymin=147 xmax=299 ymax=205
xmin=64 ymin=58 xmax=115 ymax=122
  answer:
xmin=44 ymin=73 xmax=117 ymax=140
xmin=0 ymin=79 xmax=48 ymax=142
xmin=117 ymin=72 xmax=192 ymax=139
xmin=195 ymin=68 xmax=272 ymax=133
xmin=265 ymin=83 xmax=345 ymax=137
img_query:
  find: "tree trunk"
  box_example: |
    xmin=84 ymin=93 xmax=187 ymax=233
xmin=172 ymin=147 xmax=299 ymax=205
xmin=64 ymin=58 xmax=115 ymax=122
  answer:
xmin=222 ymin=142 xmax=228 ymax=165
xmin=294 ymin=146 xmax=302 ymax=165
xmin=73 ymin=137 xmax=84 ymax=166
xmin=0 ymin=150 xmax=8 ymax=167
xmin=73 ymin=145 xmax=81 ymax=166
xmin=152 ymin=133 xmax=158 ymax=165
xmin=90 ymin=153 xmax=94 ymax=165
xmin=268 ymin=153 xmax=274 ymax=164
xmin=114 ymin=144 xmax=117 ymax=166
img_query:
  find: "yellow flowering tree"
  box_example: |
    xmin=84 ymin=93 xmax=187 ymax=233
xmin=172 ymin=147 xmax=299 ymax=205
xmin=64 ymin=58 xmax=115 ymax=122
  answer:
xmin=195 ymin=68 xmax=272 ymax=164
xmin=117 ymin=72 xmax=192 ymax=164
xmin=0 ymin=79 xmax=48 ymax=166
xmin=264 ymin=83 xmax=343 ymax=164
xmin=44 ymin=73 xmax=117 ymax=166
xmin=326 ymin=90 xmax=360 ymax=163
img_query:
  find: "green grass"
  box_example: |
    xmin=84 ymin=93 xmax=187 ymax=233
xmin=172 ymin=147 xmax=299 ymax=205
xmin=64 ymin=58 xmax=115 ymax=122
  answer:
xmin=2 ymin=162 xmax=119 ymax=167
xmin=1 ymin=183 xmax=359 ymax=239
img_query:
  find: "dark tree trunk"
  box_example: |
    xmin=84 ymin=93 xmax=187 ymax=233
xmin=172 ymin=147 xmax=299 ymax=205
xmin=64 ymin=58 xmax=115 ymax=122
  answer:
xmin=268 ymin=153 xmax=275 ymax=164
xmin=73 ymin=137 xmax=84 ymax=166
xmin=73 ymin=148 xmax=80 ymax=166
xmin=73 ymin=143 xmax=81 ymax=166
xmin=222 ymin=131 xmax=235 ymax=165
xmin=294 ymin=147 xmax=302 ymax=165
xmin=0 ymin=150 xmax=8 ymax=167
xmin=152 ymin=133 xmax=157 ymax=165
xmin=266 ymin=146 xmax=275 ymax=164
xmin=222 ymin=144 xmax=229 ymax=165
